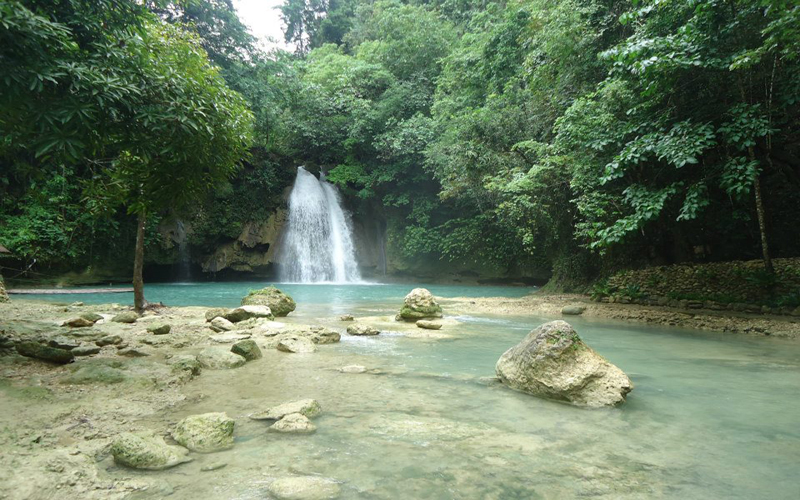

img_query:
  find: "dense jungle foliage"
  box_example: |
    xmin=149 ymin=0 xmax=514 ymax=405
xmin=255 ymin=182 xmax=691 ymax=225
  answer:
xmin=1 ymin=0 xmax=799 ymax=288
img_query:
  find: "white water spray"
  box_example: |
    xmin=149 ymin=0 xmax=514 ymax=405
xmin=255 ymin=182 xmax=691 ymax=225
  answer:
xmin=279 ymin=167 xmax=362 ymax=283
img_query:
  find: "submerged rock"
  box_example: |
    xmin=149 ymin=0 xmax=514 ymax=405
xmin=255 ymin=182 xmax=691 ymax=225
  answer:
xmin=16 ymin=342 xmax=74 ymax=364
xmin=277 ymin=335 xmax=316 ymax=353
xmin=72 ymin=345 xmax=100 ymax=356
xmin=168 ymin=354 xmax=202 ymax=376
xmin=48 ymin=336 xmax=81 ymax=350
xmin=397 ymin=288 xmax=442 ymax=321
xmin=117 ymin=347 xmax=151 ymax=357
xmin=111 ymin=431 xmax=192 ymax=470
xmin=147 ymin=324 xmax=171 ymax=335
xmin=210 ymin=316 xmax=235 ymax=332
xmin=339 ymin=314 xmax=354 ymax=321
xmin=269 ymin=413 xmax=316 ymax=434
xmin=241 ymin=286 xmax=296 ymax=317
xmin=111 ymin=311 xmax=138 ymax=324
xmin=172 ymin=412 xmax=235 ymax=453
xmin=495 ymin=320 xmax=633 ymax=407
xmin=415 ymin=320 xmax=442 ymax=330
xmin=251 ymin=399 xmax=322 ymax=421
xmin=197 ymin=347 xmax=246 ymax=369
xmin=346 ymin=324 xmax=379 ymax=336
xmin=282 ymin=325 xmax=340 ymax=344
xmin=231 ymin=339 xmax=262 ymax=361
xmin=339 ymin=365 xmax=367 ymax=374
xmin=561 ymin=305 xmax=586 ymax=316
xmin=95 ymin=334 xmax=122 ymax=347
xmin=268 ymin=476 xmax=340 ymax=500
xmin=210 ymin=332 xmax=251 ymax=344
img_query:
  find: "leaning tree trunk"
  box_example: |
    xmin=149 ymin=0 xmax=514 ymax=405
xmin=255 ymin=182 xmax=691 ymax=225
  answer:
xmin=133 ymin=210 xmax=148 ymax=314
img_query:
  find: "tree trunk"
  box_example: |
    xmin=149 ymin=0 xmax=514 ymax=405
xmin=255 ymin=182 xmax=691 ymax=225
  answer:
xmin=753 ymin=174 xmax=773 ymax=274
xmin=133 ymin=210 xmax=148 ymax=314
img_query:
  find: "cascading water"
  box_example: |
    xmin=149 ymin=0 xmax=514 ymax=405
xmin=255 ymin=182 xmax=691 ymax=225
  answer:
xmin=278 ymin=167 xmax=362 ymax=283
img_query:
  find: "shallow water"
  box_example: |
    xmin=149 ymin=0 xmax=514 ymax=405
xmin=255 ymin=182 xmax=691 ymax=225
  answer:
xmin=31 ymin=283 xmax=800 ymax=499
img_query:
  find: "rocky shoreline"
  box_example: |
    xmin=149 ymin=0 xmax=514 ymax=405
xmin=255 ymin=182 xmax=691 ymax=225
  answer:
xmin=446 ymin=292 xmax=800 ymax=339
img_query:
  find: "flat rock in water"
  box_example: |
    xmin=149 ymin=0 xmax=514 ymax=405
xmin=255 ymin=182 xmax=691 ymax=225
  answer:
xmin=210 ymin=316 xmax=235 ymax=332
xmin=231 ymin=339 xmax=262 ymax=361
xmin=210 ymin=332 xmax=251 ymax=344
xmin=346 ymin=324 xmax=379 ymax=336
xmin=561 ymin=305 xmax=586 ymax=316
xmin=269 ymin=413 xmax=317 ymax=434
xmin=16 ymin=342 xmax=74 ymax=364
xmin=495 ymin=320 xmax=633 ymax=407
xmin=277 ymin=335 xmax=316 ymax=353
xmin=111 ymin=432 xmax=192 ymax=470
xmin=267 ymin=477 xmax=340 ymax=500
xmin=251 ymin=399 xmax=322 ymax=421
xmin=415 ymin=320 xmax=442 ymax=330
xmin=111 ymin=311 xmax=138 ymax=324
xmin=197 ymin=347 xmax=246 ymax=369
xmin=339 ymin=365 xmax=367 ymax=374
xmin=172 ymin=412 xmax=235 ymax=453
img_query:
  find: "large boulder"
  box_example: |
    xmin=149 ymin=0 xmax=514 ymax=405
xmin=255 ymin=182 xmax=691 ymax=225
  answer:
xmin=16 ymin=342 xmax=74 ymax=364
xmin=111 ymin=432 xmax=192 ymax=470
xmin=277 ymin=335 xmax=316 ymax=353
xmin=267 ymin=476 xmax=340 ymax=500
xmin=231 ymin=339 xmax=262 ymax=361
xmin=197 ymin=347 xmax=246 ymax=369
xmin=250 ymin=399 xmax=322 ymax=421
xmin=172 ymin=412 xmax=235 ymax=453
xmin=241 ymin=286 xmax=296 ymax=317
xmin=495 ymin=321 xmax=632 ymax=407
xmin=397 ymin=288 xmax=442 ymax=321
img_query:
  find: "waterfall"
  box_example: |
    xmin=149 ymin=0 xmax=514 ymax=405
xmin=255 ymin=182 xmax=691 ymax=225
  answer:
xmin=176 ymin=220 xmax=192 ymax=281
xmin=279 ymin=167 xmax=362 ymax=283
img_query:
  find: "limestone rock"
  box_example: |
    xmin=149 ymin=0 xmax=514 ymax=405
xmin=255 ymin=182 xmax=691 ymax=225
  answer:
xmin=495 ymin=320 xmax=633 ymax=407
xmin=277 ymin=335 xmax=316 ymax=353
xmin=111 ymin=311 xmax=138 ymax=324
xmin=168 ymin=354 xmax=202 ymax=376
xmin=250 ymin=399 xmax=322 ymax=421
xmin=111 ymin=432 xmax=192 ymax=470
xmin=346 ymin=324 xmax=379 ymax=336
xmin=95 ymin=334 xmax=122 ymax=347
xmin=269 ymin=413 xmax=317 ymax=434
xmin=225 ymin=305 xmax=274 ymax=323
xmin=267 ymin=477 xmax=340 ymax=500
xmin=147 ymin=324 xmax=171 ymax=335
xmin=231 ymin=339 xmax=262 ymax=361
xmin=284 ymin=325 xmax=340 ymax=344
xmin=205 ymin=308 xmax=229 ymax=322
xmin=61 ymin=317 xmax=94 ymax=328
xmin=172 ymin=412 xmax=235 ymax=453
xmin=339 ymin=365 xmax=367 ymax=374
xmin=210 ymin=316 xmax=235 ymax=332
xmin=48 ymin=336 xmax=81 ymax=350
xmin=72 ymin=345 xmax=100 ymax=356
xmin=16 ymin=342 xmax=74 ymax=364
xmin=397 ymin=288 xmax=442 ymax=321
xmin=241 ymin=286 xmax=296 ymax=317
xmin=197 ymin=347 xmax=246 ymax=369
xmin=339 ymin=314 xmax=354 ymax=321
xmin=117 ymin=347 xmax=151 ymax=357
xmin=415 ymin=320 xmax=442 ymax=330
xmin=79 ymin=312 xmax=103 ymax=323
xmin=561 ymin=305 xmax=586 ymax=316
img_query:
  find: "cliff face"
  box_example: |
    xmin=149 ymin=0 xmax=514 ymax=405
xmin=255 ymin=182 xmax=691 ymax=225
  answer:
xmin=200 ymin=209 xmax=287 ymax=276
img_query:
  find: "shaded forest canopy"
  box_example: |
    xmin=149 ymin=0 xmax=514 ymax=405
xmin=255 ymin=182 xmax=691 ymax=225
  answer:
xmin=1 ymin=0 xmax=799 ymax=288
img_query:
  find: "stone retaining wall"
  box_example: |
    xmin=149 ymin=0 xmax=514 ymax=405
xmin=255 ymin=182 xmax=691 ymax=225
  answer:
xmin=601 ymin=258 xmax=800 ymax=316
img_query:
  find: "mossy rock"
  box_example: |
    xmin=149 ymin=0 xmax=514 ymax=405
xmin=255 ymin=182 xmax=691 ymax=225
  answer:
xmin=397 ymin=288 xmax=443 ymax=321
xmin=241 ymin=287 xmax=296 ymax=317
xmin=62 ymin=364 xmax=127 ymax=384
xmin=111 ymin=432 xmax=192 ymax=470
xmin=16 ymin=342 xmax=74 ymax=364
xmin=79 ymin=312 xmax=103 ymax=323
